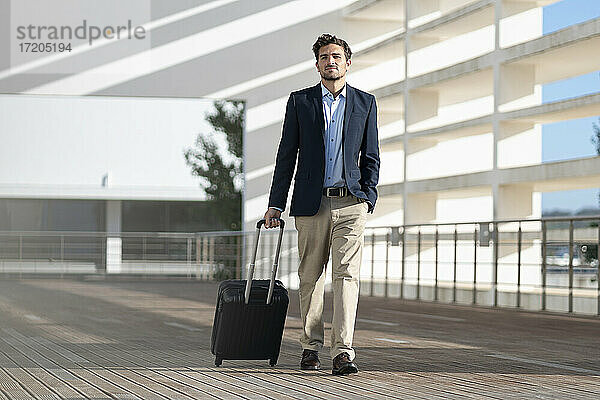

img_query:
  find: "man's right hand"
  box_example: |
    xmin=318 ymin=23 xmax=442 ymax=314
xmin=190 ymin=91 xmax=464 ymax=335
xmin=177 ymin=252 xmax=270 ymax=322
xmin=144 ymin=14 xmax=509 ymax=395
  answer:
xmin=264 ymin=208 xmax=282 ymax=228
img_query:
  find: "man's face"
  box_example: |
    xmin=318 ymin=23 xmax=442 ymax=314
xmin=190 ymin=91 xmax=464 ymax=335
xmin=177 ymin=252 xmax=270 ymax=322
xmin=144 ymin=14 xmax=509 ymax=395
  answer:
xmin=316 ymin=43 xmax=351 ymax=81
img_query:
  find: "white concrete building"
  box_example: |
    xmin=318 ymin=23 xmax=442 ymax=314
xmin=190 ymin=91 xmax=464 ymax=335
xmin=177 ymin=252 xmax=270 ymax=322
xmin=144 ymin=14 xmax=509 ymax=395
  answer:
xmin=0 ymin=94 xmax=226 ymax=233
xmin=238 ymin=0 xmax=600 ymax=229
xmin=0 ymin=0 xmax=598 ymax=231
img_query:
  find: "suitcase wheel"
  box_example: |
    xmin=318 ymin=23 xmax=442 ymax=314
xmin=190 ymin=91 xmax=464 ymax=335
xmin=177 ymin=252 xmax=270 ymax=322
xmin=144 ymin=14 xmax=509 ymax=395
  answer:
xmin=215 ymin=357 xmax=222 ymax=367
xmin=269 ymin=358 xmax=276 ymax=367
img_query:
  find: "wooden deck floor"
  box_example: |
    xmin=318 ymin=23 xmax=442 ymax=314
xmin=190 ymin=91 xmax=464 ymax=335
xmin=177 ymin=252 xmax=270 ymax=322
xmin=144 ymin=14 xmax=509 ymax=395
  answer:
xmin=0 ymin=278 xmax=598 ymax=399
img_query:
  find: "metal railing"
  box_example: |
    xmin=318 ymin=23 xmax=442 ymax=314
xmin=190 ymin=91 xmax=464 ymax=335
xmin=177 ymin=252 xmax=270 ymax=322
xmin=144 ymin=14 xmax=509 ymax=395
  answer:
xmin=0 ymin=231 xmax=245 ymax=279
xmin=0 ymin=215 xmax=598 ymax=315
xmin=363 ymin=216 xmax=600 ymax=316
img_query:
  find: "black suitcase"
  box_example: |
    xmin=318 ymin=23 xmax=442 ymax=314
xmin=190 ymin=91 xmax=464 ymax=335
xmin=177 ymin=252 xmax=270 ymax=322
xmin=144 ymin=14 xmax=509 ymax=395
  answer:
xmin=211 ymin=218 xmax=289 ymax=367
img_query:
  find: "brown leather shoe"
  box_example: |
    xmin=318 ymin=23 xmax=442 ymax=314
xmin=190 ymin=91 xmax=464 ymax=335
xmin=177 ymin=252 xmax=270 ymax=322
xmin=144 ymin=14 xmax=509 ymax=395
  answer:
xmin=332 ymin=352 xmax=358 ymax=375
xmin=300 ymin=349 xmax=320 ymax=370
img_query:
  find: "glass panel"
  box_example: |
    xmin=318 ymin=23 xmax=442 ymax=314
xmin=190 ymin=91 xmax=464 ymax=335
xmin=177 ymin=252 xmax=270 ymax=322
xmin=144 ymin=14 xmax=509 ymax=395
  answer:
xmin=0 ymin=199 xmax=105 ymax=231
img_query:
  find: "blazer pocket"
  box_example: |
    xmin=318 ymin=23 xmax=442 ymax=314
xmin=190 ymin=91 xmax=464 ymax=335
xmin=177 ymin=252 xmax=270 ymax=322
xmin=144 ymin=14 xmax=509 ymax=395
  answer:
xmin=350 ymin=170 xmax=361 ymax=179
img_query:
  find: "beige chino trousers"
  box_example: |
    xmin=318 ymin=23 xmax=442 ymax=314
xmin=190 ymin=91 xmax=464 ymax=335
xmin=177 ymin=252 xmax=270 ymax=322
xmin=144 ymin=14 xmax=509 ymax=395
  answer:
xmin=294 ymin=194 xmax=368 ymax=361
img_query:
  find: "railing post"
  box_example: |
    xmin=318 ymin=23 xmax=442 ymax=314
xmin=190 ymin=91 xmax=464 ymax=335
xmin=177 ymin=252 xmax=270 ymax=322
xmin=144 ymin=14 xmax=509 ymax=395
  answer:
xmin=401 ymin=227 xmax=405 ymax=300
xmin=236 ymin=234 xmax=242 ymax=280
xmin=205 ymin=237 xmax=211 ymax=280
xmin=186 ymin=237 xmax=192 ymax=278
xmin=101 ymin=233 xmax=106 ymax=275
xmin=434 ymin=227 xmax=439 ymax=302
xmin=453 ymin=225 xmax=457 ymax=303
xmin=229 ymin=235 xmax=234 ymax=279
xmin=541 ymin=221 xmax=547 ymax=311
xmin=142 ymin=236 xmax=147 ymax=261
xmin=417 ymin=227 xmax=421 ymax=300
xmin=473 ymin=225 xmax=477 ymax=305
xmin=493 ymin=223 xmax=499 ymax=307
xmin=385 ymin=232 xmax=390 ymax=298
xmin=597 ymin=221 xmax=600 ymax=316
xmin=371 ymin=231 xmax=375 ymax=296
xmin=287 ymin=233 xmax=293 ymax=288
xmin=568 ymin=220 xmax=574 ymax=313
xmin=201 ymin=237 xmax=206 ymax=280
xmin=517 ymin=222 xmax=522 ymax=308
xmin=211 ymin=236 xmax=216 ymax=280
xmin=60 ymin=235 xmax=65 ymax=276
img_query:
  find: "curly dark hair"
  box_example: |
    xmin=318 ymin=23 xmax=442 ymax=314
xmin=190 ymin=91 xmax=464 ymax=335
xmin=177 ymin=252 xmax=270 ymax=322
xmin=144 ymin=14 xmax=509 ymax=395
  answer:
xmin=312 ymin=34 xmax=352 ymax=61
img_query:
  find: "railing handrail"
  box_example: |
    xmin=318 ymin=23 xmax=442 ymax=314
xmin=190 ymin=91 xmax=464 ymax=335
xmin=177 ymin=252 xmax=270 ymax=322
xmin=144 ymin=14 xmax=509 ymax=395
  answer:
xmin=367 ymin=214 xmax=600 ymax=230
xmin=0 ymin=230 xmax=244 ymax=238
xmin=0 ymin=214 xmax=598 ymax=237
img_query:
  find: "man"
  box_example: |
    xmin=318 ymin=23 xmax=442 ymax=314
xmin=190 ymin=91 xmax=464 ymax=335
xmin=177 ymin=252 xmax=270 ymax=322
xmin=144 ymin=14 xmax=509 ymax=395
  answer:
xmin=263 ymin=34 xmax=380 ymax=375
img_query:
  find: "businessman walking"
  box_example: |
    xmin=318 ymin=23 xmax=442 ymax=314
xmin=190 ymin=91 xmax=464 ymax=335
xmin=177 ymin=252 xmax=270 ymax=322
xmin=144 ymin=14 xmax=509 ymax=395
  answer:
xmin=264 ymin=34 xmax=380 ymax=375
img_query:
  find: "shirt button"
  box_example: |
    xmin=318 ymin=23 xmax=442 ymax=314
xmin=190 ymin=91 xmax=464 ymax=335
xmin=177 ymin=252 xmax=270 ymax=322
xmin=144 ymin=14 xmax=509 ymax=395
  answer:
xmin=330 ymin=158 xmax=332 ymax=161
xmin=332 ymin=119 xmax=335 ymax=122
xmin=331 ymin=139 xmax=334 ymax=142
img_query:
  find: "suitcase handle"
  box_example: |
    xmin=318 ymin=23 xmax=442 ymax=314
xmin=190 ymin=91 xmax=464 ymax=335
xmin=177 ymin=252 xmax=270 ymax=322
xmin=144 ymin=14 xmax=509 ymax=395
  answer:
xmin=256 ymin=218 xmax=286 ymax=229
xmin=245 ymin=218 xmax=285 ymax=305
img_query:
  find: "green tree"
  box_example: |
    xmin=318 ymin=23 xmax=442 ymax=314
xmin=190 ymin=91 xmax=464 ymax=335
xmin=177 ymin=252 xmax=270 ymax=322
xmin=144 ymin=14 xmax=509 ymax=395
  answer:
xmin=184 ymin=100 xmax=245 ymax=230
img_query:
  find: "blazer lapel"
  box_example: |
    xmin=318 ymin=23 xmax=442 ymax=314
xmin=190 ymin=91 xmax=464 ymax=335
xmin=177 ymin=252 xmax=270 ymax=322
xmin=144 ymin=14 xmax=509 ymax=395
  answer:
xmin=311 ymin=83 xmax=325 ymax=138
xmin=342 ymin=84 xmax=355 ymax=145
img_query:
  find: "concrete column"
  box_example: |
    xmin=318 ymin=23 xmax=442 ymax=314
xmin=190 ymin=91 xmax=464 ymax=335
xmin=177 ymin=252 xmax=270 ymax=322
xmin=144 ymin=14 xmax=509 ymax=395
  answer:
xmin=492 ymin=0 xmax=502 ymax=226
xmin=498 ymin=63 xmax=537 ymax=112
xmin=402 ymin=0 xmax=410 ymax=226
xmin=105 ymin=200 xmax=122 ymax=274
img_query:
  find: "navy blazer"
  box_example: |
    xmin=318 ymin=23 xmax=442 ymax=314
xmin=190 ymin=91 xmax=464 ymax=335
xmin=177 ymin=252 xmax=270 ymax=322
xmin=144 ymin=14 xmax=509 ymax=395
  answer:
xmin=268 ymin=83 xmax=380 ymax=216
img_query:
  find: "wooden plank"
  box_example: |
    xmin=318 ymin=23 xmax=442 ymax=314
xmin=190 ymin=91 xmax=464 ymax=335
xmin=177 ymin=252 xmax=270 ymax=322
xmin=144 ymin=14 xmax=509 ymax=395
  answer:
xmin=0 ymin=367 xmax=37 ymax=400
xmin=0 ymin=341 xmax=62 ymax=400
xmin=1 ymin=332 xmax=113 ymax=399
xmin=33 ymin=334 xmax=247 ymax=400
xmin=1 ymin=279 xmax=599 ymax=400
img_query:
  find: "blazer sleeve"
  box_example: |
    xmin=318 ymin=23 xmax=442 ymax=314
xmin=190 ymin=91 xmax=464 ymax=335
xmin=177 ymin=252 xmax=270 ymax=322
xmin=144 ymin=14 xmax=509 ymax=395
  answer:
xmin=268 ymin=94 xmax=299 ymax=211
xmin=359 ymin=95 xmax=380 ymax=212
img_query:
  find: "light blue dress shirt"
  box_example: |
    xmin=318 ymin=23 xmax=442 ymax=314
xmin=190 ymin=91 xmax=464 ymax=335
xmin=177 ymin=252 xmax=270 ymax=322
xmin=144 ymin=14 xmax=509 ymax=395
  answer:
xmin=321 ymin=83 xmax=346 ymax=189
xmin=269 ymin=84 xmax=348 ymax=213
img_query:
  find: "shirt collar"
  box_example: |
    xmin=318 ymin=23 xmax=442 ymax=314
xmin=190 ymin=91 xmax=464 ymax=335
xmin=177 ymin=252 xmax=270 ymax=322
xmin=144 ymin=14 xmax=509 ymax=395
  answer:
xmin=321 ymin=83 xmax=346 ymax=100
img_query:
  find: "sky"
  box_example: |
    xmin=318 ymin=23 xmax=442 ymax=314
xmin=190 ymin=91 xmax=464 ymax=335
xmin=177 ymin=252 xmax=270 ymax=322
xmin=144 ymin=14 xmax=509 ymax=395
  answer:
xmin=540 ymin=0 xmax=600 ymax=213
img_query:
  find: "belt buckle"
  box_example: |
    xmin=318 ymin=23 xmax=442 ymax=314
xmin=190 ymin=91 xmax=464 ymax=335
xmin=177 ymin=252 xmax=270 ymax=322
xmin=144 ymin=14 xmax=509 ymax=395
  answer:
xmin=326 ymin=187 xmax=345 ymax=197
